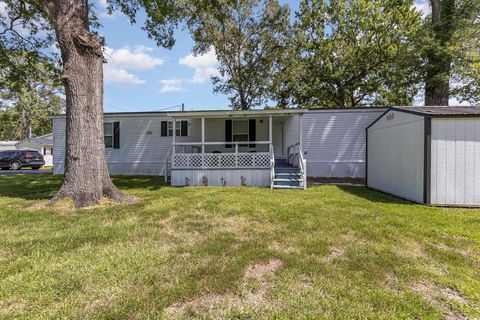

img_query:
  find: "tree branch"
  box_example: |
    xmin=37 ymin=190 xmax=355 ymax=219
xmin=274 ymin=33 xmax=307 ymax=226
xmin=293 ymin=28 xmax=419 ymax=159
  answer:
xmin=18 ymin=0 xmax=55 ymax=18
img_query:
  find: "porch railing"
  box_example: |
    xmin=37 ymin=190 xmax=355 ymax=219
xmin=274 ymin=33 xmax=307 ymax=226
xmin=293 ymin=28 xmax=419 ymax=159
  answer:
xmin=287 ymin=142 xmax=307 ymax=190
xmin=171 ymin=141 xmax=272 ymax=169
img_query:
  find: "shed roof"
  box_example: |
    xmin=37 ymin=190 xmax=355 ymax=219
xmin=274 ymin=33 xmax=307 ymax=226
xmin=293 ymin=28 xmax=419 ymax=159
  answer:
xmin=16 ymin=135 xmax=53 ymax=147
xmin=392 ymin=106 xmax=480 ymax=117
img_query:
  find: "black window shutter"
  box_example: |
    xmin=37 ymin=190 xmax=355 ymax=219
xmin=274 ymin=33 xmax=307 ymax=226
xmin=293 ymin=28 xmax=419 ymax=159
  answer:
xmin=225 ymin=119 xmax=232 ymax=148
xmin=161 ymin=121 xmax=168 ymax=136
xmin=249 ymin=119 xmax=256 ymax=148
xmin=113 ymin=122 xmax=120 ymax=149
xmin=181 ymin=121 xmax=188 ymax=136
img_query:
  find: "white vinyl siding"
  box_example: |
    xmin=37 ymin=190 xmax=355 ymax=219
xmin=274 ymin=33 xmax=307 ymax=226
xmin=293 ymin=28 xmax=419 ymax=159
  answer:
xmin=430 ymin=118 xmax=480 ymax=206
xmin=171 ymin=169 xmax=270 ymax=187
xmin=367 ymin=110 xmax=425 ymax=203
xmin=52 ymin=109 xmax=385 ymax=179
xmin=53 ymin=114 xmax=173 ymax=175
xmin=303 ymin=109 xmax=386 ymax=178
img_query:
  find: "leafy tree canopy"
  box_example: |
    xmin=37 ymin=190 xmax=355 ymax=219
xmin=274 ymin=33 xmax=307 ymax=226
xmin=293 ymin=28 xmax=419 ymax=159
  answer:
xmin=421 ymin=0 xmax=480 ymax=105
xmin=288 ymin=0 xmax=423 ymax=108
xmin=188 ymin=0 xmax=291 ymax=110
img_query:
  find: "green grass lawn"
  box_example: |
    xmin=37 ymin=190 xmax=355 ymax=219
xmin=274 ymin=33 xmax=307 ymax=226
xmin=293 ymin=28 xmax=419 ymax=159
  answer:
xmin=0 ymin=175 xmax=479 ymax=319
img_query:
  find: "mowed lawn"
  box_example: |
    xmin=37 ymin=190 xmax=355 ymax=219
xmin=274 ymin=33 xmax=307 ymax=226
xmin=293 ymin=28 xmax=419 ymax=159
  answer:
xmin=0 ymin=175 xmax=479 ymax=319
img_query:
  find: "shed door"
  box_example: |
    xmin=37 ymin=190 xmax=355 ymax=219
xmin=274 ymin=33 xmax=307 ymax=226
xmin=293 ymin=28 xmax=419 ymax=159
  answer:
xmin=273 ymin=121 xmax=284 ymax=158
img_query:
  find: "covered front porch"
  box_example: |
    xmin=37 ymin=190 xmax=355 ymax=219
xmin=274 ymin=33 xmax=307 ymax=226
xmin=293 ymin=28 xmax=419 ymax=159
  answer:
xmin=165 ymin=109 xmax=306 ymax=188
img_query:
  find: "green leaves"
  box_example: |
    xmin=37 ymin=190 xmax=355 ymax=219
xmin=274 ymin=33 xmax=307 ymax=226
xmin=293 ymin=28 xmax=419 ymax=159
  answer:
xmin=288 ymin=0 xmax=423 ymax=108
xmin=188 ymin=0 xmax=292 ymax=110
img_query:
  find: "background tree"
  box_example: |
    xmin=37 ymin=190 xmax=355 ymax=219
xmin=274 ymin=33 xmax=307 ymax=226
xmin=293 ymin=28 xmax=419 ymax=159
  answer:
xmin=0 ymin=89 xmax=65 ymax=141
xmin=189 ymin=0 xmax=291 ymax=110
xmin=422 ymin=0 xmax=480 ymax=105
xmin=0 ymin=0 xmax=186 ymax=207
xmin=288 ymin=0 xmax=423 ymax=108
xmin=0 ymin=50 xmax=64 ymax=140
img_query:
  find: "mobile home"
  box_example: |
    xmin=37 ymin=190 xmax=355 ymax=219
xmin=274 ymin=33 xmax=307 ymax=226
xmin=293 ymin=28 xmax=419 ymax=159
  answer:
xmin=52 ymin=108 xmax=385 ymax=188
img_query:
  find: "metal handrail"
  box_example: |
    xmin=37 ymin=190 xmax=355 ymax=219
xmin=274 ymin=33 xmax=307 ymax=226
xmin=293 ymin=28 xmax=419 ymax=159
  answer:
xmin=287 ymin=142 xmax=307 ymax=189
xmin=270 ymin=144 xmax=275 ymax=189
xmin=298 ymin=147 xmax=307 ymax=190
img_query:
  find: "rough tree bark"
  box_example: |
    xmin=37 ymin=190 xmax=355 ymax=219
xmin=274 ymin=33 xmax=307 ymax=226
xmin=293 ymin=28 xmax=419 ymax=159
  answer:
xmin=42 ymin=0 xmax=124 ymax=208
xmin=425 ymin=0 xmax=454 ymax=106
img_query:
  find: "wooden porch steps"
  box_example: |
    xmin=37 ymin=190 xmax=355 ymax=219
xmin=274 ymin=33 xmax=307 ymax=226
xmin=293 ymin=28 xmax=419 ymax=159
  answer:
xmin=272 ymin=161 xmax=305 ymax=189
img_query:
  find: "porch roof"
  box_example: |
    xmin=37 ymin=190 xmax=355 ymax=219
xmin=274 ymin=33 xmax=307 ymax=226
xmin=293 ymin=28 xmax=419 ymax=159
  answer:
xmin=166 ymin=109 xmax=305 ymax=118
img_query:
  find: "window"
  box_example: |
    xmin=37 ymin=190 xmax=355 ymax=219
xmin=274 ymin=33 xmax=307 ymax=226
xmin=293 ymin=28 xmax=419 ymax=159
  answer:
xmin=43 ymin=148 xmax=53 ymax=156
xmin=161 ymin=120 xmax=189 ymax=137
xmin=232 ymin=120 xmax=249 ymax=144
xmin=103 ymin=122 xmax=120 ymax=148
xmin=104 ymin=123 xmax=113 ymax=148
xmin=0 ymin=151 xmax=16 ymax=157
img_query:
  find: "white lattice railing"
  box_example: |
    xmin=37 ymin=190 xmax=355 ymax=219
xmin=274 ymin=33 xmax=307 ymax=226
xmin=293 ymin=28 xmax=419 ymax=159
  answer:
xmin=172 ymin=152 xmax=271 ymax=169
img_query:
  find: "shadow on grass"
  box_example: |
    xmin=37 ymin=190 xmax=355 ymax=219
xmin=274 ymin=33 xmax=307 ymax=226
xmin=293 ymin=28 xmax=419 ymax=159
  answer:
xmin=338 ymin=185 xmax=415 ymax=205
xmin=0 ymin=175 xmax=63 ymax=200
xmin=0 ymin=175 xmax=167 ymax=201
xmin=111 ymin=176 xmax=167 ymax=191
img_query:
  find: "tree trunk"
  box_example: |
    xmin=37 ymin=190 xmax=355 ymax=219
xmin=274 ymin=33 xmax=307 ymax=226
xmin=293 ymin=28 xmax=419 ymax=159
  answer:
xmin=49 ymin=0 xmax=124 ymax=208
xmin=239 ymin=89 xmax=249 ymax=110
xmin=424 ymin=0 xmax=454 ymax=106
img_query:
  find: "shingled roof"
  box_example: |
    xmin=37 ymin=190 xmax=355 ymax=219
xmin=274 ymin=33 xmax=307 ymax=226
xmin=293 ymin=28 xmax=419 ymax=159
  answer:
xmin=392 ymin=106 xmax=480 ymax=117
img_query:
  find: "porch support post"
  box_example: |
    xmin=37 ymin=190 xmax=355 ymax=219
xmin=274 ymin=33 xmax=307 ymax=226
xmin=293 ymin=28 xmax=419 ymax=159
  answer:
xmin=172 ymin=117 xmax=176 ymax=168
xmin=172 ymin=118 xmax=176 ymax=152
xmin=201 ymin=117 xmax=205 ymax=168
xmin=172 ymin=118 xmax=176 ymax=144
xmin=299 ymin=114 xmax=303 ymax=150
xmin=201 ymin=117 xmax=205 ymax=153
xmin=269 ymin=115 xmax=272 ymax=143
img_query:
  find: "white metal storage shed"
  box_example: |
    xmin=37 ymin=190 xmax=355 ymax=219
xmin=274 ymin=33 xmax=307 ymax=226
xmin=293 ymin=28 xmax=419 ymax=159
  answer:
xmin=367 ymin=107 xmax=480 ymax=207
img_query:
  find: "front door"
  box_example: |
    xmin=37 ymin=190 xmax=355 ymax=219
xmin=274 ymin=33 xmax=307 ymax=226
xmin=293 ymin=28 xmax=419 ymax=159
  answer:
xmin=272 ymin=121 xmax=284 ymax=158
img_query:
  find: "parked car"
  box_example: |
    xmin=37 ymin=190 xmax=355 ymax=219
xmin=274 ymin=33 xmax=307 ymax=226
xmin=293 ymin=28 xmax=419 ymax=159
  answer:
xmin=0 ymin=150 xmax=45 ymax=170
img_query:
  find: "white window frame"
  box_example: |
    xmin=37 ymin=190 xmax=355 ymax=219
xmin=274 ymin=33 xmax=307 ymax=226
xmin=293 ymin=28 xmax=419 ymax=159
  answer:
xmin=104 ymin=122 xmax=114 ymax=149
xmin=232 ymin=120 xmax=249 ymax=144
xmin=168 ymin=120 xmax=190 ymax=137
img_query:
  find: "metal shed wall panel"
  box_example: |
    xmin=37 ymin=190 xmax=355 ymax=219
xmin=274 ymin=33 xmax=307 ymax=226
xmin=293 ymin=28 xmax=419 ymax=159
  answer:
xmin=430 ymin=118 xmax=480 ymax=206
xmin=367 ymin=110 xmax=424 ymax=203
xmin=303 ymin=109 xmax=386 ymax=178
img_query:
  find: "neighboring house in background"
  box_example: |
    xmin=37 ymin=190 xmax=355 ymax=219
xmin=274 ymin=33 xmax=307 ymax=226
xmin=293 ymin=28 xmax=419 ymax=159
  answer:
xmin=0 ymin=141 xmax=18 ymax=151
xmin=51 ymin=108 xmax=386 ymax=189
xmin=16 ymin=133 xmax=54 ymax=166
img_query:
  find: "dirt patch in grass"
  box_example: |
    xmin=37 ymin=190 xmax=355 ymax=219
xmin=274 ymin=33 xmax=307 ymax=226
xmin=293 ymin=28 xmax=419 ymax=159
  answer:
xmin=165 ymin=258 xmax=283 ymax=317
xmin=267 ymin=241 xmax=299 ymax=254
xmin=432 ymin=242 xmax=471 ymax=258
xmin=410 ymin=282 xmax=470 ymax=319
xmin=244 ymin=258 xmax=283 ymax=281
xmin=324 ymin=246 xmax=346 ymax=261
